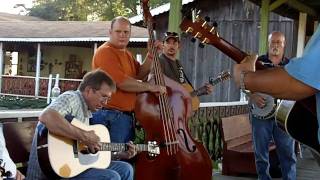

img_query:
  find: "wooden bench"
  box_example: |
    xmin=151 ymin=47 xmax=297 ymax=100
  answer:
xmin=2 ymin=121 xmax=37 ymax=175
xmin=220 ymin=114 xmax=277 ymax=176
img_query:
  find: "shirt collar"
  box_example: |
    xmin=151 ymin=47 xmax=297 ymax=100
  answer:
xmin=75 ymin=90 xmax=92 ymax=119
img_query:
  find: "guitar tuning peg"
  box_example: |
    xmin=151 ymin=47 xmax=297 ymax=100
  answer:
xmin=199 ymin=43 xmax=205 ymax=48
xmin=212 ymin=21 xmax=218 ymax=27
xmin=204 ymin=16 xmax=210 ymax=22
xmin=191 ymin=37 xmax=196 ymax=43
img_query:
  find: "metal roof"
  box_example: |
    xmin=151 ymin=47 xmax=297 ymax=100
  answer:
xmin=129 ymin=0 xmax=195 ymax=24
xmin=248 ymin=0 xmax=320 ymax=20
xmin=0 ymin=21 xmax=148 ymax=42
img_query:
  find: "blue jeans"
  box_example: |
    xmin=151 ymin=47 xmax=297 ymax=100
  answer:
xmin=251 ymin=115 xmax=296 ymax=180
xmin=70 ymin=161 xmax=133 ymax=180
xmin=91 ymin=109 xmax=135 ymax=143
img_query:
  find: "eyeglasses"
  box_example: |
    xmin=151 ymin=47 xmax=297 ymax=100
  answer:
xmin=165 ymin=32 xmax=179 ymax=37
xmin=93 ymin=89 xmax=112 ymax=103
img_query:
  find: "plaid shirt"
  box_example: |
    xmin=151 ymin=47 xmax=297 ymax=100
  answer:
xmin=26 ymin=90 xmax=92 ymax=180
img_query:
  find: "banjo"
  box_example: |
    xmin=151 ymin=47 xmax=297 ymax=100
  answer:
xmin=249 ymin=93 xmax=278 ymax=119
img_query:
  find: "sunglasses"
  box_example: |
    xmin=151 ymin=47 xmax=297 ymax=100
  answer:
xmin=165 ymin=32 xmax=179 ymax=37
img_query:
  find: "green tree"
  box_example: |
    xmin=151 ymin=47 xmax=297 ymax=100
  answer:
xmin=28 ymin=0 xmax=170 ymax=21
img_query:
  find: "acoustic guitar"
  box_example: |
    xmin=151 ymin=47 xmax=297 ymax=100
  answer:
xmin=37 ymin=118 xmax=160 ymax=179
xmin=180 ymin=12 xmax=319 ymax=155
xmin=182 ymin=71 xmax=231 ymax=111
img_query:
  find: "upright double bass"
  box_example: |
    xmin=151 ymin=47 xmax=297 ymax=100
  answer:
xmin=134 ymin=1 xmax=212 ymax=179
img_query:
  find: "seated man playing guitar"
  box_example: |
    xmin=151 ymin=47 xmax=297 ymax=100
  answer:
xmin=233 ymin=26 xmax=320 ymax=159
xmin=26 ymin=70 xmax=135 ymax=180
xmin=0 ymin=124 xmax=25 ymax=180
xmin=159 ymin=31 xmax=213 ymax=111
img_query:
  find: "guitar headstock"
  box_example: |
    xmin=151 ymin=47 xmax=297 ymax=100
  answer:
xmin=180 ymin=10 xmax=219 ymax=47
xmin=209 ymin=71 xmax=231 ymax=85
xmin=147 ymin=141 xmax=160 ymax=156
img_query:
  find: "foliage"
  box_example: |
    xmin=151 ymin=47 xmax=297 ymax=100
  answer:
xmin=0 ymin=96 xmax=48 ymax=110
xmin=28 ymin=0 xmax=170 ymax=21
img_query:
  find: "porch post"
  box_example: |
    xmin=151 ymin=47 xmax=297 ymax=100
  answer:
xmin=35 ymin=43 xmax=41 ymax=97
xmin=168 ymin=0 xmax=182 ymax=59
xmin=296 ymin=12 xmax=307 ymax=57
xmin=94 ymin=43 xmax=98 ymax=53
xmin=0 ymin=42 xmax=3 ymax=93
xmin=259 ymin=0 xmax=270 ymax=55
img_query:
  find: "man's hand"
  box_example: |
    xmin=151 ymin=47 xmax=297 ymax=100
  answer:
xmin=81 ymin=130 xmax=101 ymax=153
xmin=195 ymin=83 xmax=214 ymax=96
xmin=249 ymin=93 xmax=266 ymax=108
xmin=147 ymin=40 xmax=163 ymax=54
xmin=233 ymin=54 xmax=258 ymax=88
xmin=118 ymin=141 xmax=137 ymax=160
xmin=15 ymin=169 xmax=25 ymax=180
xmin=148 ymin=84 xmax=167 ymax=95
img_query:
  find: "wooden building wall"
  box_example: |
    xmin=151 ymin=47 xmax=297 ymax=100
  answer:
xmin=143 ymin=0 xmax=297 ymax=102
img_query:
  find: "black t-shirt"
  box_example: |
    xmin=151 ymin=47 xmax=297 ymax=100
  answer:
xmin=158 ymin=54 xmax=186 ymax=84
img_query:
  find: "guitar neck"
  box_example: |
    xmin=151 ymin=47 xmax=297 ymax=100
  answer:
xmin=213 ymin=37 xmax=265 ymax=70
xmin=179 ymin=17 xmax=265 ymax=70
xmin=101 ymin=143 xmax=148 ymax=152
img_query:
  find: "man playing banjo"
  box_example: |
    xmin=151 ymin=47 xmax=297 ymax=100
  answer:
xmin=247 ymin=31 xmax=297 ymax=180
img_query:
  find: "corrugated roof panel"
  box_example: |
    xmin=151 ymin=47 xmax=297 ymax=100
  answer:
xmin=129 ymin=0 xmax=195 ymax=24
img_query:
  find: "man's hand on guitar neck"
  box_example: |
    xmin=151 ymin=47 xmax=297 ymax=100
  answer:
xmin=233 ymin=54 xmax=258 ymax=88
xmin=116 ymin=141 xmax=137 ymax=160
xmin=196 ymin=83 xmax=214 ymax=96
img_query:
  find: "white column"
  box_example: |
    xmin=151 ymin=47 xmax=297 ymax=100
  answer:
xmin=314 ymin=21 xmax=319 ymax=33
xmin=94 ymin=43 xmax=98 ymax=53
xmin=35 ymin=43 xmax=41 ymax=97
xmin=296 ymin=12 xmax=307 ymax=57
xmin=0 ymin=43 xmax=3 ymax=93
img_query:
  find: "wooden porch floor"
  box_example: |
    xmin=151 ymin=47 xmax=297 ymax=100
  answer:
xmin=213 ymin=148 xmax=320 ymax=179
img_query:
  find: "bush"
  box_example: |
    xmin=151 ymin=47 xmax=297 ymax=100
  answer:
xmin=0 ymin=95 xmax=48 ymax=109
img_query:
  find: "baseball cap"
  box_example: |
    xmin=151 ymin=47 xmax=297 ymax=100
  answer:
xmin=163 ymin=31 xmax=180 ymax=42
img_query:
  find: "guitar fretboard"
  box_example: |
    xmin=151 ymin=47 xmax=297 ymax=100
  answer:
xmin=101 ymin=143 xmax=149 ymax=152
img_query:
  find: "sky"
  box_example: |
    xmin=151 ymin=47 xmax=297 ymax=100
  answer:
xmin=0 ymin=0 xmax=33 ymax=15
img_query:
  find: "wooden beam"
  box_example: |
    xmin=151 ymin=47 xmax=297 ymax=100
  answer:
xmin=296 ymin=12 xmax=307 ymax=57
xmin=259 ymin=0 xmax=270 ymax=55
xmin=168 ymin=0 xmax=182 ymax=33
xmin=269 ymin=0 xmax=288 ymax=11
xmin=287 ymin=0 xmax=318 ymax=17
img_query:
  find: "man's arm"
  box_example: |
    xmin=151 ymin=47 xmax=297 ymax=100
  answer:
xmin=137 ymin=52 xmax=153 ymax=80
xmin=39 ymin=109 xmax=100 ymax=151
xmin=117 ymin=76 xmax=165 ymax=94
xmin=137 ymin=41 xmax=163 ymax=80
xmin=233 ymin=55 xmax=317 ymax=100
